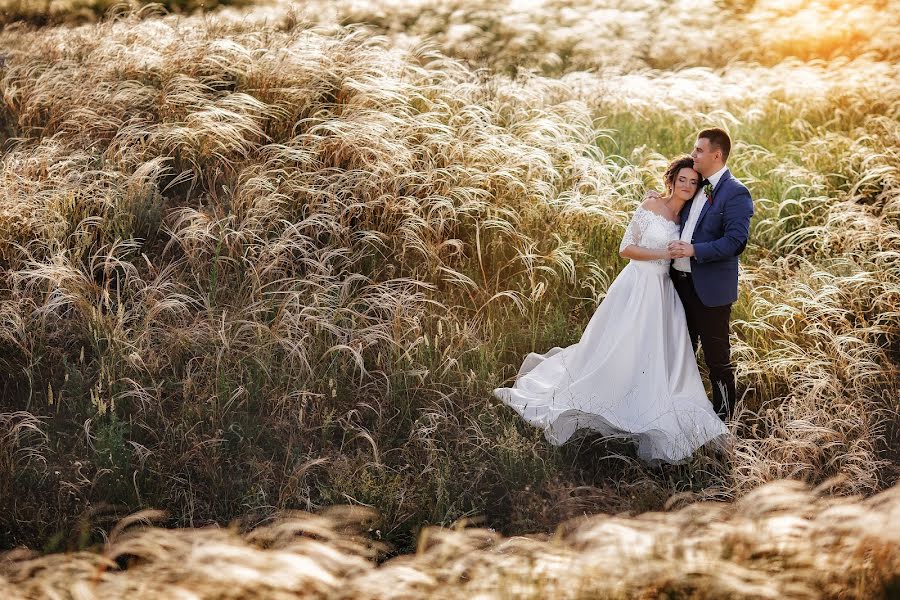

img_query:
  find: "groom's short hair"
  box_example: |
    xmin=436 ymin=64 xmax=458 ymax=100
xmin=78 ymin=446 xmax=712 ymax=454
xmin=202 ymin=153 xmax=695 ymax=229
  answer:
xmin=698 ymin=128 xmax=731 ymax=161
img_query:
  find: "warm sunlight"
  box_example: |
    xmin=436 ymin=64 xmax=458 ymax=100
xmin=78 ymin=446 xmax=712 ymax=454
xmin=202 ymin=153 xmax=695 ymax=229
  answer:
xmin=0 ymin=0 xmax=897 ymax=598
xmin=748 ymin=0 xmax=880 ymax=59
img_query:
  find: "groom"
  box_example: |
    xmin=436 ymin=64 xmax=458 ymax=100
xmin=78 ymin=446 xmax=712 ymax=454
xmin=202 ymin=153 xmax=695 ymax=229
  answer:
xmin=665 ymin=128 xmax=754 ymax=420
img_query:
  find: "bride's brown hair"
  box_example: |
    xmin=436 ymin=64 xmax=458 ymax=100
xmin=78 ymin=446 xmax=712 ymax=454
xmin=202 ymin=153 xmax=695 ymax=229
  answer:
xmin=663 ymin=155 xmax=699 ymax=194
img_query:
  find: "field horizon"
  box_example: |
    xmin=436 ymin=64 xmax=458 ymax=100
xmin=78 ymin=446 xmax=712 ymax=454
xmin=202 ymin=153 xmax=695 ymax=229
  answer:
xmin=0 ymin=0 xmax=898 ymax=597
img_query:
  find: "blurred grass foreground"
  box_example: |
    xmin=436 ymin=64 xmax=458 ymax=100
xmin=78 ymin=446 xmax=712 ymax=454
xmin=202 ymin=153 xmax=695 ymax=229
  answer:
xmin=1 ymin=481 xmax=898 ymax=598
xmin=0 ymin=0 xmax=898 ymax=597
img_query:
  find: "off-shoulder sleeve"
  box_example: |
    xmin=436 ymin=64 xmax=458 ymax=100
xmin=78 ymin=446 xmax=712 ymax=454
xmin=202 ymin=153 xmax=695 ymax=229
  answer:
xmin=618 ymin=207 xmax=646 ymax=253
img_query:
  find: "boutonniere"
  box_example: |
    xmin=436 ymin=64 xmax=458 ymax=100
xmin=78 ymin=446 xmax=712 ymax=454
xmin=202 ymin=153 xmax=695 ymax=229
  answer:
xmin=704 ymin=182 xmax=714 ymax=204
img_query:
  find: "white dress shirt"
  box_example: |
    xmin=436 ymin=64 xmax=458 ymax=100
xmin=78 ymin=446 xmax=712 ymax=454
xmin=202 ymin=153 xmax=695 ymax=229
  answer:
xmin=673 ymin=165 xmax=729 ymax=272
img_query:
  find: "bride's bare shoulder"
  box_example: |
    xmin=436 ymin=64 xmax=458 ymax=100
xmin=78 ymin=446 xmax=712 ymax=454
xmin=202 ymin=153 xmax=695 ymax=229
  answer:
xmin=639 ymin=195 xmax=664 ymax=214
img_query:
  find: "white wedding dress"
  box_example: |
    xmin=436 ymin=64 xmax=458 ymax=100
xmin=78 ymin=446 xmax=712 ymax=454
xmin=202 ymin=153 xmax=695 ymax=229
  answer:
xmin=493 ymin=206 xmax=728 ymax=464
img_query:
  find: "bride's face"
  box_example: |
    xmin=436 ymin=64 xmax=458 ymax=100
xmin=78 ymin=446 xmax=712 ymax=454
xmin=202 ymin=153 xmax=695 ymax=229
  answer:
xmin=672 ymin=167 xmax=700 ymax=201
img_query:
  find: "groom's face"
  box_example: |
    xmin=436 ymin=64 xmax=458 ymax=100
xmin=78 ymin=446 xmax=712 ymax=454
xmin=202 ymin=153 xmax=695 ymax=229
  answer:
xmin=691 ymin=137 xmax=716 ymax=177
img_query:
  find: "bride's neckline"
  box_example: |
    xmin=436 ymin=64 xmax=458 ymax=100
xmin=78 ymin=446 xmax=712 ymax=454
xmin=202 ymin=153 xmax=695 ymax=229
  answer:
xmin=637 ymin=205 xmax=679 ymax=226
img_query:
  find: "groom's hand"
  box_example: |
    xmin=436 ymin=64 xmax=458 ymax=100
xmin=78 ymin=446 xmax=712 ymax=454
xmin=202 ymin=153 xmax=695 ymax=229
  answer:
xmin=643 ymin=190 xmax=661 ymax=202
xmin=667 ymin=241 xmax=695 ymax=258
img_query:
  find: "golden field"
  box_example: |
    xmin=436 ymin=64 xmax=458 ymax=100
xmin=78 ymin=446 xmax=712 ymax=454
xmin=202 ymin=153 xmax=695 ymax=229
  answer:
xmin=0 ymin=0 xmax=897 ymax=597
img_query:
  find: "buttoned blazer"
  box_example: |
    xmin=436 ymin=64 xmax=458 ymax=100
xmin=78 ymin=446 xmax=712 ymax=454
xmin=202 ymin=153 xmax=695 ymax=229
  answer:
xmin=677 ymin=170 xmax=754 ymax=307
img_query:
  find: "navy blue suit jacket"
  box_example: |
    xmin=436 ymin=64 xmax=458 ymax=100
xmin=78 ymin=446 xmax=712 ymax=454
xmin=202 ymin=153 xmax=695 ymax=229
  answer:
xmin=678 ymin=169 xmax=754 ymax=307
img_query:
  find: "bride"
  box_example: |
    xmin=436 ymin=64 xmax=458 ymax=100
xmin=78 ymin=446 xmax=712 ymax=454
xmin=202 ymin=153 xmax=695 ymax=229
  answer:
xmin=493 ymin=156 xmax=728 ymax=464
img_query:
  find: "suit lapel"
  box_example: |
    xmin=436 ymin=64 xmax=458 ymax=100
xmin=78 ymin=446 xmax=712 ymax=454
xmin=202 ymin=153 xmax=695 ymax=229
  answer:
xmin=678 ymin=197 xmax=694 ymax=235
xmin=695 ymin=169 xmax=731 ymax=228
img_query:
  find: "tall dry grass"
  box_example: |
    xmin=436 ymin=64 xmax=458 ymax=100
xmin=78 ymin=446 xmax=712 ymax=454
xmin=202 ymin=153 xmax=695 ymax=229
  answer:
xmin=232 ymin=0 xmax=900 ymax=74
xmin=0 ymin=0 xmax=251 ymax=26
xmin=1 ymin=480 xmax=899 ymax=599
xmin=0 ymin=0 xmax=897 ymax=584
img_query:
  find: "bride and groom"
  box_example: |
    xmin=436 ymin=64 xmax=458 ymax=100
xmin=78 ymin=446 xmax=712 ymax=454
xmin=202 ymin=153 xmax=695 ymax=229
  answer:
xmin=493 ymin=128 xmax=755 ymax=464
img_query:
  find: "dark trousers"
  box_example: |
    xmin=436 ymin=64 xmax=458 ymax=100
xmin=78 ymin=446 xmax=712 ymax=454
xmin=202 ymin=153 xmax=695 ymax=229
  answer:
xmin=670 ymin=267 xmax=735 ymax=419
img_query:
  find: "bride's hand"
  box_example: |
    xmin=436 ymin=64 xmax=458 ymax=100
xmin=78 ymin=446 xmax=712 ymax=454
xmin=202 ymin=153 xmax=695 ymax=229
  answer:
xmin=668 ymin=241 xmax=694 ymax=258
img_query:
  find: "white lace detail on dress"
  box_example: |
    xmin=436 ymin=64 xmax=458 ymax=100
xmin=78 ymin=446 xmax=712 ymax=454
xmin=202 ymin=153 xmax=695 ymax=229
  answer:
xmin=618 ymin=206 xmax=680 ymax=267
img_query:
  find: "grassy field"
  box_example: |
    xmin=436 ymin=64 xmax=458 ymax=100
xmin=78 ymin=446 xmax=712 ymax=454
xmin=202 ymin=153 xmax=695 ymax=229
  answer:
xmin=0 ymin=0 xmax=898 ymax=596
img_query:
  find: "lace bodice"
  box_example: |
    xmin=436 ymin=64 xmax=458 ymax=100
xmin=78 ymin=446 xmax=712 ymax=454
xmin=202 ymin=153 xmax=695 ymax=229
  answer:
xmin=618 ymin=206 xmax=680 ymax=266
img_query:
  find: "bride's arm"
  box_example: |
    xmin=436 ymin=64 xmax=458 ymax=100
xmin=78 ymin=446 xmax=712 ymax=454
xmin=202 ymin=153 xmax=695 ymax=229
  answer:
xmin=620 ymin=244 xmax=672 ymax=261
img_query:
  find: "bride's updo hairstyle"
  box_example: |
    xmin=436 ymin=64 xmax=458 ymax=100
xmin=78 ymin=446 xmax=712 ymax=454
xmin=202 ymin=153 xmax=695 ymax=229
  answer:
xmin=663 ymin=155 xmax=698 ymax=194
